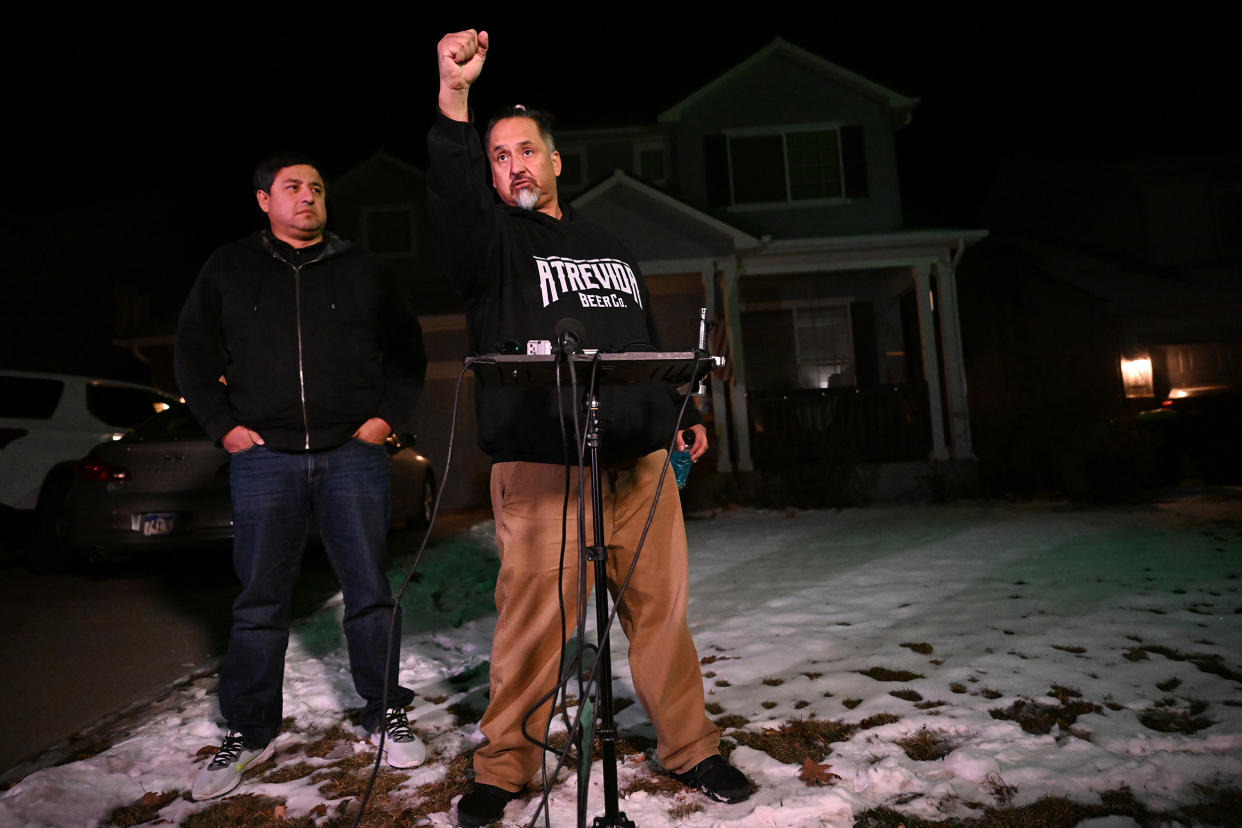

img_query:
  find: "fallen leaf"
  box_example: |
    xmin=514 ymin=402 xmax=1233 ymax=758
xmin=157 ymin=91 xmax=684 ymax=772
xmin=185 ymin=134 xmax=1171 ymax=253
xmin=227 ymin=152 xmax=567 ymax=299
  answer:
xmin=309 ymin=803 xmax=328 ymax=817
xmin=140 ymin=791 xmax=164 ymax=808
xmin=273 ymin=804 xmax=287 ymax=819
xmin=798 ymin=757 xmax=841 ymax=787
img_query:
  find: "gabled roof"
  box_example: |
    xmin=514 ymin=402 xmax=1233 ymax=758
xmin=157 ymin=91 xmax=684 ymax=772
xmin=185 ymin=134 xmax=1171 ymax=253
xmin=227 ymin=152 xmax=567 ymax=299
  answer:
xmin=572 ymin=170 xmax=760 ymax=261
xmin=659 ymin=37 xmax=918 ymax=128
xmin=331 ymin=150 xmax=425 ymax=191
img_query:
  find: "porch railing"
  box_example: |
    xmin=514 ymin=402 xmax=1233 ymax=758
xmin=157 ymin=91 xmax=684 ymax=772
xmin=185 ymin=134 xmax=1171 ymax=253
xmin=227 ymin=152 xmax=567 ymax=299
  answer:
xmin=746 ymin=384 xmax=932 ymax=466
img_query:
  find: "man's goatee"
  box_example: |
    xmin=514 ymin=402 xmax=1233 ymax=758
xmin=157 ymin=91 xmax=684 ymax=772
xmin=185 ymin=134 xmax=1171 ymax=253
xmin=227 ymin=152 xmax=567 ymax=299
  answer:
xmin=515 ymin=187 xmax=540 ymax=211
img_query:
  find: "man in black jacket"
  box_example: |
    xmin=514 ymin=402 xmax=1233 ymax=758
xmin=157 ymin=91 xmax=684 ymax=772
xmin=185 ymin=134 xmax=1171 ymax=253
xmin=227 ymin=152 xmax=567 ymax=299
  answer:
xmin=430 ymin=29 xmax=750 ymax=827
xmin=175 ymin=155 xmax=428 ymax=801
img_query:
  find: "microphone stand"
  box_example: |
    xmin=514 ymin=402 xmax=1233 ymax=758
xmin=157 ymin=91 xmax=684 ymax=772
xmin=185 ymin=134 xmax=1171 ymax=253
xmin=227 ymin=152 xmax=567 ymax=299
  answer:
xmin=468 ymin=311 xmax=724 ymax=828
xmin=578 ymin=365 xmax=633 ymax=828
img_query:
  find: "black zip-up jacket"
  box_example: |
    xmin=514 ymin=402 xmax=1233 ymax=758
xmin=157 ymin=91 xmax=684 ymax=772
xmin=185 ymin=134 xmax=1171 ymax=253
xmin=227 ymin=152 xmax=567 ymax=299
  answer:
xmin=174 ymin=231 xmax=426 ymax=452
xmin=426 ymin=113 xmax=699 ymax=465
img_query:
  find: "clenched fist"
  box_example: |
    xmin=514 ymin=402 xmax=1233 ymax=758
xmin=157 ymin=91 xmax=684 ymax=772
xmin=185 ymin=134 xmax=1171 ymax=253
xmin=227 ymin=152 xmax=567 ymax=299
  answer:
xmin=438 ymin=29 xmax=489 ymax=122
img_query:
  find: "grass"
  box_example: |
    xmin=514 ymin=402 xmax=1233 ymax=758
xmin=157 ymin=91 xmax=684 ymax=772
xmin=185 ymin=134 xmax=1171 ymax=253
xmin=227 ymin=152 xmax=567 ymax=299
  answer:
xmin=856 ymin=666 xmax=925 ymax=682
xmin=732 ymin=717 xmax=856 ymax=763
xmin=894 ymin=727 xmax=960 ymax=761
xmin=989 ymin=686 xmax=1103 ymax=736
xmin=107 ymin=790 xmax=181 ymax=827
xmin=854 ymin=784 xmax=1242 ymax=827
xmin=181 ymin=794 xmax=317 ymax=828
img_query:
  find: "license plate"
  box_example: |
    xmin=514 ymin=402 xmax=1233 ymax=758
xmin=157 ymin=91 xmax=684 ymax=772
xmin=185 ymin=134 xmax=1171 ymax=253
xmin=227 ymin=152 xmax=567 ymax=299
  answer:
xmin=141 ymin=513 xmax=178 ymax=536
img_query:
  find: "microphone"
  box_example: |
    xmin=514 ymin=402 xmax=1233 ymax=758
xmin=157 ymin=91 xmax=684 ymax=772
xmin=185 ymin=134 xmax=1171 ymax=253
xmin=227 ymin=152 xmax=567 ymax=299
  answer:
xmin=554 ymin=317 xmax=586 ymax=354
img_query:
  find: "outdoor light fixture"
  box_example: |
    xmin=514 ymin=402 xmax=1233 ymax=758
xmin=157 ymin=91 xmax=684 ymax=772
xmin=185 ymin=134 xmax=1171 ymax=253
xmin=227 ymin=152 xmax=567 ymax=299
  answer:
xmin=1120 ymin=354 xmax=1154 ymax=398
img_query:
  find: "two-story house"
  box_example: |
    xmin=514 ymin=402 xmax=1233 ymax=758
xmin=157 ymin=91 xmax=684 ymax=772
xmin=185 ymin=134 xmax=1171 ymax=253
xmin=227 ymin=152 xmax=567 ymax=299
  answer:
xmin=556 ymin=38 xmax=986 ymax=499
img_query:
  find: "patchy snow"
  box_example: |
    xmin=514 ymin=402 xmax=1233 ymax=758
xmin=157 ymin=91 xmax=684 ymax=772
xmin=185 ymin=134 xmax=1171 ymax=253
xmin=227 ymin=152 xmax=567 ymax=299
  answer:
xmin=2 ymin=498 xmax=1240 ymax=826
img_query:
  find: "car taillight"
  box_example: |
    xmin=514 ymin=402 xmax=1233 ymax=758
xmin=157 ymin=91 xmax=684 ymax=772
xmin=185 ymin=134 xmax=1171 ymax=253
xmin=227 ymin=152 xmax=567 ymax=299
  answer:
xmin=77 ymin=458 xmax=131 ymax=482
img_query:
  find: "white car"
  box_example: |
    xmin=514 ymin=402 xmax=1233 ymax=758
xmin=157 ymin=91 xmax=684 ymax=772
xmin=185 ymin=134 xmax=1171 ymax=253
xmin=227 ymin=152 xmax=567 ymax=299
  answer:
xmin=0 ymin=371 xmax=180 ymax=513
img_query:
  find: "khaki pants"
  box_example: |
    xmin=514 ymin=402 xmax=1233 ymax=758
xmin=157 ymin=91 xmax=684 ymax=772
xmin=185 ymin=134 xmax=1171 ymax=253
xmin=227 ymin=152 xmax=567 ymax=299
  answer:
xmin=474 ymin=451 xmax=719 ymax=792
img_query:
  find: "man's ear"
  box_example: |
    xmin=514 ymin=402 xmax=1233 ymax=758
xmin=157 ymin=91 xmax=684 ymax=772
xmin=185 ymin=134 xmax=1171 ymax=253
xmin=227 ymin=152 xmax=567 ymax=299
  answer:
xmin=552 ymin=150 xmax=562 ymax=178
xmin=256 ymin=189 xmax=270 ymax=214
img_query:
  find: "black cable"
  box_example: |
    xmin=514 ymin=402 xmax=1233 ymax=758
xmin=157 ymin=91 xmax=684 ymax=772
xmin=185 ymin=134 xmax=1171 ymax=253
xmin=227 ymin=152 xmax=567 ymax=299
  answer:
xmin=524 ymin=338 xmax=591 ymax=828
xmin=548 ymin=359 xmax=709 ymax=827
xmin=524 ymin=355 xmax=709 ymax=828
xmin=349 ymin=358 xmax=473 ymax=828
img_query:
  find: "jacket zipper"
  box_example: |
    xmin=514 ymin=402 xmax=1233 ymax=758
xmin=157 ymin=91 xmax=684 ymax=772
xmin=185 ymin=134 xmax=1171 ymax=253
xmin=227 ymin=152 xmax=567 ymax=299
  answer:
xmin=293 ymin=265 xmax=311 ymax=450
xmin=267 ymin=241 xmax=334 ymax=451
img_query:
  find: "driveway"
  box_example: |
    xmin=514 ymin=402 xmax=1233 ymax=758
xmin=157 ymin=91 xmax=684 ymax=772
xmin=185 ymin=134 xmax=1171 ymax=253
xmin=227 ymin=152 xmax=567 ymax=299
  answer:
xmin=0 ymin=510 xmax=488 ymax=783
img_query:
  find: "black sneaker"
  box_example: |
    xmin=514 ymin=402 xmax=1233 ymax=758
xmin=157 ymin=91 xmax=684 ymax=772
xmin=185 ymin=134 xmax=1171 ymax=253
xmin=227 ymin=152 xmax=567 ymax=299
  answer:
xmin=457 ymin=782 xmax=519 ymax=827
xmin=671 ymin=754 xmax=751 ymax=803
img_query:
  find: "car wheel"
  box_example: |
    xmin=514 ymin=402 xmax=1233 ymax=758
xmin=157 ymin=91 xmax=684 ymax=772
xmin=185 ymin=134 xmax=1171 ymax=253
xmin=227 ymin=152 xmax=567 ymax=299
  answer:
xmin=27 ymin=463 xmax=75 ymax=574
xmin=412 ymin=472 xmax=436 ymax=529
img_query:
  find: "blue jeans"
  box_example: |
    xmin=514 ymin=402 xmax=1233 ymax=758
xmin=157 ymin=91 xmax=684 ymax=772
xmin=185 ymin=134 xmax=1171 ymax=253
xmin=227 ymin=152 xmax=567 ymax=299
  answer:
xmin=219 ymin=438 xmax=413 ymax=744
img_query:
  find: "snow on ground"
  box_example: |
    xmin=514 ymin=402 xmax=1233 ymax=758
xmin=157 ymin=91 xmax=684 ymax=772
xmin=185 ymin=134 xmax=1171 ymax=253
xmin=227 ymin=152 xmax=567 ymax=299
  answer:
xmin=2 ymin=499 xmax=1240 ymax=827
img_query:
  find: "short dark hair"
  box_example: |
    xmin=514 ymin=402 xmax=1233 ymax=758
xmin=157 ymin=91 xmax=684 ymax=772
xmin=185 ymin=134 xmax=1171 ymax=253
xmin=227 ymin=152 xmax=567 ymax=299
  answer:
xmin=253 ymin=152 xmax=322 ymax=193
xmin=484 ymin=105 xmax=557 ymax=153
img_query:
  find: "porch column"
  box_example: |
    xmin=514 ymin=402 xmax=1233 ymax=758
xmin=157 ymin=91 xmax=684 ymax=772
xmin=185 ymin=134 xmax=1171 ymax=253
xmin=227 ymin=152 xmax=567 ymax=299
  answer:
xmin=700 ymin=266 xmax=732 ymax=473
xmin=934 ymin=259 xmax=974 ymax=459
xmin=719 ymin=258 xmax=753 ymax=471
xmin=914 ymin=262 xmax=948 ymax=461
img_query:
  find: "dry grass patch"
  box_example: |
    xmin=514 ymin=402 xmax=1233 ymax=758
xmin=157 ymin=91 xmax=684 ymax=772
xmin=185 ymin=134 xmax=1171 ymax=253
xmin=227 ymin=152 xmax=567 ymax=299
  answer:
xmin=1139 ymin=700 xmax=1213 ymax=734
xmin=261 ymin=760 xmax=319 ymax=783
xmin=313 ymin=759 xmax=408 ymax=800
xmin=300 ymin=725 xmax=357 ymax=759
xmin=620 ymin=771 xmax=685 ymax=797
xmin=182 ymin=794 xmax=316 ymax=828
xmin=900 ymin=642 xmax=934 ymax=654
xmin=667 ymin=798 xmax=705 ymax=819
xmin=107 ymin=790 xmax=181 ymax=827
xmin=393 ymin=752 xmax=476 ymax=823
xmin=894 ymin=727 xmax=959 ymax=761
xmin=1127 ymin=644 xmax=1242 ymax=682
xmin=732 ymin=718 xmax=856 ymax=763
xmin=859 ymin=712 xmax=901 ymax=729
xmin=714 ymin=714 xmax=749 ymax=730
xmin=989 ymin=686 xmax=1102 ymax=736
xmin=856 ymin=666 xmax=924 ymax=682
xmin=853 ymin=785 xmax=1191 ymax=827
xmin=889 ymin=688 xmax=922 ymax=702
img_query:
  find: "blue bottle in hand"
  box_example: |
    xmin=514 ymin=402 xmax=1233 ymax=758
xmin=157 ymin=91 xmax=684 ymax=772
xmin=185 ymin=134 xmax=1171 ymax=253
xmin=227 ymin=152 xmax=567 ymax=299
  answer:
xmin=672 ymin=429 xmax=694 ymax=489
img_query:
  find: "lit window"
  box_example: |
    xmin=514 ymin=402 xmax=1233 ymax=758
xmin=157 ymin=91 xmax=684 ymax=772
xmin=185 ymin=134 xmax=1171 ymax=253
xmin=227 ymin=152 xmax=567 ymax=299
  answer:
xmin=1120 ymin=355 xmax=1154 ymax=398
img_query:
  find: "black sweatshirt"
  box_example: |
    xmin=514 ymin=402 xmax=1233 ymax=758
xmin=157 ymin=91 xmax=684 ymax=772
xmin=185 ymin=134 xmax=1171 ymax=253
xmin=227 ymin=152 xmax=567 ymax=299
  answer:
xmin=174 ymin=231 xmax=426 ymax=452
xmin=426 ymin=113 xmax=699 ymax=465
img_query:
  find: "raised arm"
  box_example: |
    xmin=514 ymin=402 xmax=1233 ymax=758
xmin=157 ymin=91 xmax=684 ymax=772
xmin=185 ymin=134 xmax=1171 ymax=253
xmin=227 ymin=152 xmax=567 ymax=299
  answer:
xmin=437 ymin=29 xmax=488 ymax=122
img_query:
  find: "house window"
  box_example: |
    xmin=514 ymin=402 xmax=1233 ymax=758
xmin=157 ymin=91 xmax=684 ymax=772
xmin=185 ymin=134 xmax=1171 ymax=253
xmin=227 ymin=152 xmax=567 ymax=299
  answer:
xmin=362 ymin=206 xmax=415 ymax=257
xmin=634 ymin=140 xmax=670 ymax=186
xmin=704 ymin=125 xmax=868 ymax=207
xmin=740 ymin=301 xmax=855 ymax=391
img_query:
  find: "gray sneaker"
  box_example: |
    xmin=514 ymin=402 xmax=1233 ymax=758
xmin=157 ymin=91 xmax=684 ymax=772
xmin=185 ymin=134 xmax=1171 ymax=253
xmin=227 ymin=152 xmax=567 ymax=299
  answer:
xmin=371 ymin=707 xmax=426 ymax=768
xmin=191 ymin=731 xmax=274 ymax=801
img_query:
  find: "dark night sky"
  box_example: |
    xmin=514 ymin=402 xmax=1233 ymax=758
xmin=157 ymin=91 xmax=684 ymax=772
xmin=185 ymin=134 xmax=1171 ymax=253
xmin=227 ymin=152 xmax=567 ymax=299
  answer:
xmin=3 ymin=11 xmax=1235 ymax=374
